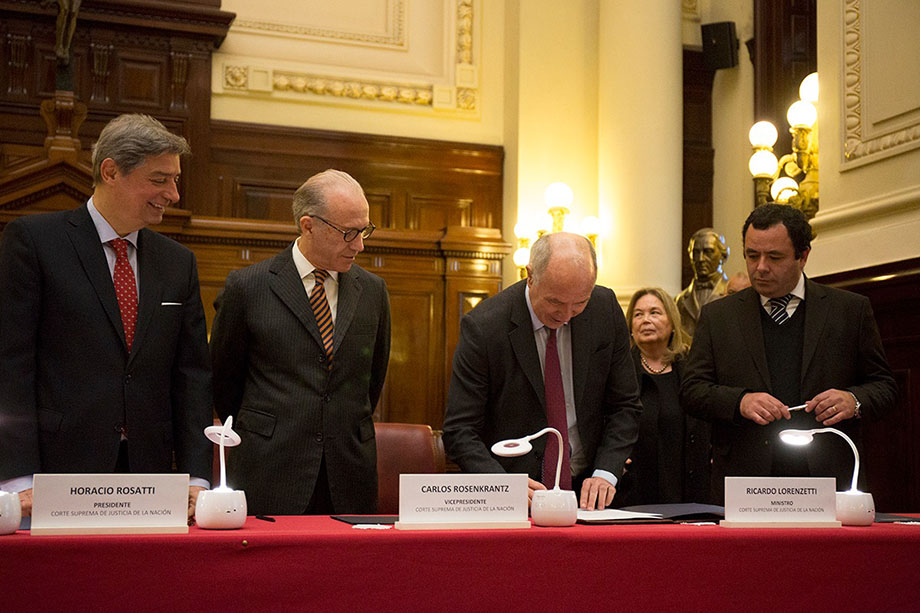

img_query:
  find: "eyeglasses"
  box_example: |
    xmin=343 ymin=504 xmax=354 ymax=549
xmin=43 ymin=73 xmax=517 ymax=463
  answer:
xmin=313 ymin=216 xmax=376 ymax=242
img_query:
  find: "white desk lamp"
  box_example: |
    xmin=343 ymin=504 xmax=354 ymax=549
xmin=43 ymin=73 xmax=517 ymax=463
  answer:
xmin=779 ymin=428 xmax=875 ymax=526
xmin=195 ymin=416 xmax=247 ymax=529
xmin=491 ymin=427 xmax=577 ymax=526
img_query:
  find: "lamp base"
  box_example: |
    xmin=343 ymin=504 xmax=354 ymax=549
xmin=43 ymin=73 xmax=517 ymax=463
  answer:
xmin=195 ymin=489 xmax=247 ymax=529
xmin=835 ymin=491 xmax=874 ymax=526
xmin=531 ymin=489 xmax=577 ymax=527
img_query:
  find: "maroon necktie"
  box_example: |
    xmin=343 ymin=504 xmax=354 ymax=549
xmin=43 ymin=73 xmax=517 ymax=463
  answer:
xmin=110 ymin=238 xmax=138 ymax=351
xmin=543 ymin=328 xmax=572 ymax=490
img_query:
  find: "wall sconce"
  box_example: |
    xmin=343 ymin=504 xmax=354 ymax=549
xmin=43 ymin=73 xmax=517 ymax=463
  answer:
xmin=544 ymin=182 xmax=574 ymax=233
xmin=748 ymin=72 xmax=819 ymax=219
xmin=512 ymin=221 xmax=532 ymax=280
xmin=514 ymin=182 xmax=600 ymax=278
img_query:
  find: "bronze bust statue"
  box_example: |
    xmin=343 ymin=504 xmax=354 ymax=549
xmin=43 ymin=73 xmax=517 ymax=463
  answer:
xmin=676 ymin=228 xmax=729 ymax=339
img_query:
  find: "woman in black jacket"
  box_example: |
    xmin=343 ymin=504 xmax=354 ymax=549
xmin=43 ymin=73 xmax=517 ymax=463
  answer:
xmin=614 ymin=287 xmax=711 ymax=506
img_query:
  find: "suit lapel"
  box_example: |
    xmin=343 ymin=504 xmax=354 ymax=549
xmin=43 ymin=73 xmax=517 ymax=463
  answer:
xmin=508 ymin=283 xmax=544 ymax=407
xmin=269 ymin=243 xmax=319 ymax=343
xmin=65 ymin=205 xmax=126 ymax=349
xmin=569 ymin=307 xmax=591 ymax=409
xmin=737 ymin=288 xmax=773 ymax=391
xmin=801 ymin=278 xmax=829 ymax=383
xmin=129 ymin=229 xmax=161 ymax=362
xmin=333 ymin=268 xmax=362 ymax=353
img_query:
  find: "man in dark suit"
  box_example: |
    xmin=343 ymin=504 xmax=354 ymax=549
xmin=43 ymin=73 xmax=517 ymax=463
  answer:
xmin=443 ymin=232 xmax=642 ymax=510
xmin=0 ymin=114 xmax=213 ymax=519
xmin=210 ymin=169 xmax=390 ymax=515
xmin=681 ymin=204 xmax=897 ymax=503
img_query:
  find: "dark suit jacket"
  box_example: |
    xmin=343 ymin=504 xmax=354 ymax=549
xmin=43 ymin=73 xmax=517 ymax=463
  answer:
xmin=442 ymin=280 xmax=642 ymax=485
xmin=0 ymin=205 xmax=213 ymax=482
xmin=209 ymin=243 xmax=390 ymax=515
xmin=680 ymin=280 xmax=897 ymax=502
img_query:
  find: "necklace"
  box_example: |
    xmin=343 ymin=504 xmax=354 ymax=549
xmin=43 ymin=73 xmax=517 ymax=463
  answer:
xmin=641 ymin=354 xmax=668 ymax=374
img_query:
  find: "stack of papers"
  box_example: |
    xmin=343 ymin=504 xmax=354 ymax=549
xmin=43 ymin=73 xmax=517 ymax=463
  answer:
xmin=576 ymin=508 xmax=667 ymax=524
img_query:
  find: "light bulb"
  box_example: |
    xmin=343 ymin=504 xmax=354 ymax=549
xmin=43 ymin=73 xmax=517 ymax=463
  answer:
xmin=787 ymin=100 xmax=817 ymax=128
xmin=544 ymin=182 xmax=574 ymax=208
xmin=749 ymin=150 xmax=778 ymax=178
xmin=580 ymin=215 xmax=600 ymax=237
xmin=513 ymin=220 xmax=533 ymax=239
xmin=771 ymin=177 xmax=799 ymax=203
xmin=799 ymin=72 xmax=819 ymax=103
xmin=749 ymin=121 xmax=778 ymax=148
xmin=512 ymin=247 xmax=530 ymax=267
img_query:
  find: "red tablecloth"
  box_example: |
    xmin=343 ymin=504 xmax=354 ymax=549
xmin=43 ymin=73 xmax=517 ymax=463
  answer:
xmin=2 ymin=516 xmax=919 ymax=612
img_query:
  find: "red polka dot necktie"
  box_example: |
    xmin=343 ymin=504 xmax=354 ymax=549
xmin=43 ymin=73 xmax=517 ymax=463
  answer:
xmin=310 ymin=269 xmax=334 ymax=365
xmin=110 ymin=238 xmax=138 ymax=351
xmin=542 ymin=328 xmax=572 ymax=490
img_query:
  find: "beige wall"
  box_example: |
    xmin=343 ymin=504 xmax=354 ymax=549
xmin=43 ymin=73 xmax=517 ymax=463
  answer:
xmin=808 ymin=0 xmax=920 ymax=276
xmin=213 ymin=0 xmax=506 ymax=145
xmin=212 ymin=0 xmax=917 ymax=289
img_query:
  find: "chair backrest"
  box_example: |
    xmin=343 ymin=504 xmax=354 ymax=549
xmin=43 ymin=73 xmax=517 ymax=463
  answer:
xmin=375 ymin=422 xmax=446 ymax=515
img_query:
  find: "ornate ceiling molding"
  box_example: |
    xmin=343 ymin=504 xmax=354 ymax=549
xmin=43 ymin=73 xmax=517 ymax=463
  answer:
xmin=232 ymin=0 xmax=407 ymax=49
xmin=842 ymin=0 xmax=920 ymax=169
xmin=681 ymin=0 xmax=701 ymax=22
xmin=215 ymin=0 xmax=478 ymax=114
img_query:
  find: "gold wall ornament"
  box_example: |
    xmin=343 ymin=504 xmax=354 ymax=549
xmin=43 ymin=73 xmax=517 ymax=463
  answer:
xmin=224 ymin=65 xmax=248 ymax=89
xmin=270 ymin=71 xmax=435 ymax=106
xmin=513 ymin=182 xmax=601 ymax=277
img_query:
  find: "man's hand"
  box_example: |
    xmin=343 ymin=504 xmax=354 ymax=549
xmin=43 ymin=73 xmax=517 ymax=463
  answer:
xmin=187 ymin=485 xmax=206 ymax=523
xmin=527 ymin=478 xmax=547 ymax=507
xmin=740 ymin=392 xmax=791 ymax=425
xmin=807 ymin=389 xmax=857 ymax=426
xmin=19 ymin=488 xmax=33 ymax=517
xmin=579 ymin=476 xmax=615 ymax=511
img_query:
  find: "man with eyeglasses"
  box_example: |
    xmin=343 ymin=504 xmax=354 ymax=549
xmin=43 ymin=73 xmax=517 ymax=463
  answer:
xmin=210 ymin=169 xmax=391 ymax=515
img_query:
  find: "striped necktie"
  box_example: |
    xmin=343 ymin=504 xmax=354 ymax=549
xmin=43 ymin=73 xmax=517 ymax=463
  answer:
xmin=768 ymin=293 xmax=794 ymax=325
xmin=310 ymin=269 xmax=334 ymax=364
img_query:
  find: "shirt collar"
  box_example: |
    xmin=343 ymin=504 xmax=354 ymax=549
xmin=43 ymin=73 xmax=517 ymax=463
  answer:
xmin=759 ymin=273 xmax=806 ymax=307
xmin=87 ymin=198 xmax=139 ymax=248
xmin=293 ymin=237 xmax=338 ymax=283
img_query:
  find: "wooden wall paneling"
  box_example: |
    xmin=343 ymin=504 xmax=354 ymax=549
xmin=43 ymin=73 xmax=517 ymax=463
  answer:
xmin=814 ymin=258 xmax=920 ymax=512
xmin=376 ymin=274 xmax=445 ymax=427
xmin=206 ymin=120 xmax=504 ymax=232
xmin=0 ymin=0 xmax=233 ymax=213
xmin=407 ymin=194 xmax=472 ymax=230
xmin=682 ymin=49 xmax=715 ymax=288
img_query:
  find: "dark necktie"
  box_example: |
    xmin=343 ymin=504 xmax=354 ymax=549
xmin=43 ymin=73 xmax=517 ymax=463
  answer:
xmin=310 ymin=269 xmax=334 ymax=364
xmin=543 ymin=328 xmax=572 ymax=490
xmin=110 ymin=238 xmax=138 ymax=351
xmin=769 ymin=293 xmax=794 ymax=325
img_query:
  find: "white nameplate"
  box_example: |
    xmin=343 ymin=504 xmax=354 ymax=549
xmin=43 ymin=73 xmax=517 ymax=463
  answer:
xmin=721 ymin=477 xmax=840 ymax=528
xmin=30 ymin=473 xmax=190 ymax=535
xmin=395 ymin=473 xmax=530 ymax=530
